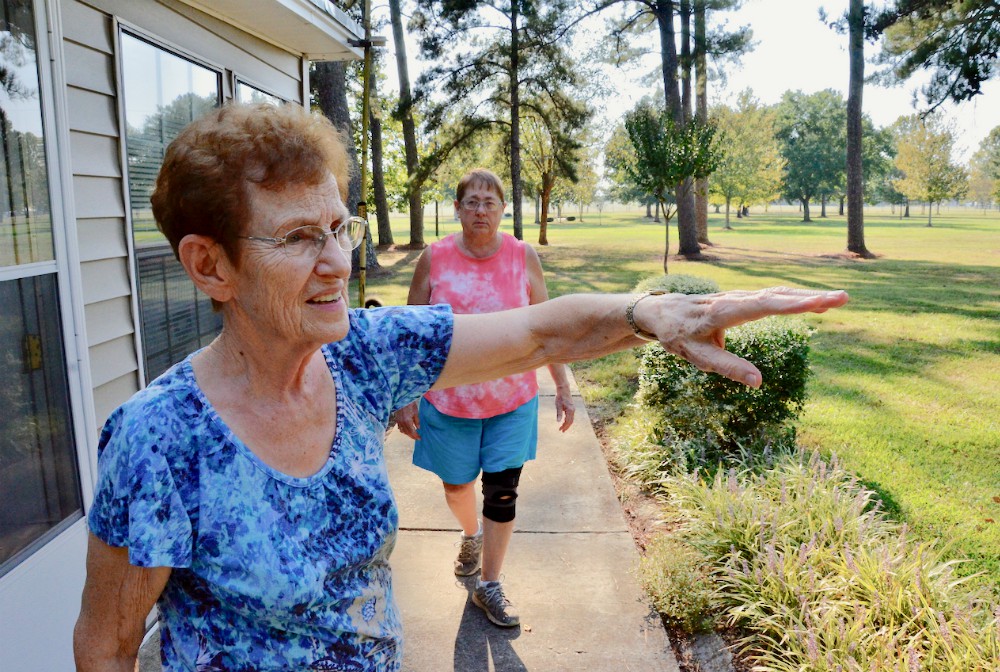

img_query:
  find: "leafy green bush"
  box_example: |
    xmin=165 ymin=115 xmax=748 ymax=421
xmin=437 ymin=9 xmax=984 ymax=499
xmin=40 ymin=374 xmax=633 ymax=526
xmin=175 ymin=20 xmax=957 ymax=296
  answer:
xmin=640 ymin=533 xmax=716 ymax=633
xmin=668 ymin=454 xmax=1000 ymax=671
xmin=632 ymin=274 xmax=719 ymax=295
xmin=637 ymin=317 xmax=812 ymax=466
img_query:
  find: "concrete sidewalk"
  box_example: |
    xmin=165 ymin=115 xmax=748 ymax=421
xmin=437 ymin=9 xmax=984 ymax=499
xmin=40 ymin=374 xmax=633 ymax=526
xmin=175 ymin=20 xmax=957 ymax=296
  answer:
xmin=387 ymin=372 xmax=679 ymax=671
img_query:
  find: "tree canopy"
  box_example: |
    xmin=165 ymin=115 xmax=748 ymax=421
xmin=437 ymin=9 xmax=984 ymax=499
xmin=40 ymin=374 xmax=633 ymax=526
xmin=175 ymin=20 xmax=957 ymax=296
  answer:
xmin=774 ymin=89 xmax=847 ymax=222
xmin=891 ymin=113 xmax=968 ymax=225
xmin=412 ymin=0 xmax=585 ymax=239
xmin=709 ymin=90 xmax=784 ymax=228
xmin=872 ymin=0 xmax=1000 ymax=111
xmin=620 ymin=103 xmax=719 ymax=272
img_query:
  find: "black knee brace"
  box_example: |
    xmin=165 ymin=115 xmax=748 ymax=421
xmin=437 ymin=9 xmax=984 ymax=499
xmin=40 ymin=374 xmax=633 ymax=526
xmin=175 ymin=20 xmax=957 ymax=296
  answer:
xmin=481 ymin=466 xmax=522 ymax=524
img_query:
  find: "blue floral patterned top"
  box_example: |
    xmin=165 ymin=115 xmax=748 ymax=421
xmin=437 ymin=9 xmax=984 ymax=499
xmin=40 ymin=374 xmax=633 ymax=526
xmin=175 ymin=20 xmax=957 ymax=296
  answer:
xmin=88 ymin=305 xmax=453 ymax=672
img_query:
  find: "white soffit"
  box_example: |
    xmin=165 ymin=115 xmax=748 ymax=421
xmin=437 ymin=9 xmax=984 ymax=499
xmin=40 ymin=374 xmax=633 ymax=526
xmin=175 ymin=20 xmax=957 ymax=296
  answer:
xmin=173 ymin=0 xmax=364 ymax=61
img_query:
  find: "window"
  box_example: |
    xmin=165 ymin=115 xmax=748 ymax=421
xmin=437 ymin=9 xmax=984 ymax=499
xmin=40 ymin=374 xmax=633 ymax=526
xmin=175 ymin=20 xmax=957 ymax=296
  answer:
xmin=120 ymin=32 xmax=222 ymax=381
xmin=235 ymin=79 xmax=283 ymax=107
xmin=0 ymin=0 xmax=81 ymax=574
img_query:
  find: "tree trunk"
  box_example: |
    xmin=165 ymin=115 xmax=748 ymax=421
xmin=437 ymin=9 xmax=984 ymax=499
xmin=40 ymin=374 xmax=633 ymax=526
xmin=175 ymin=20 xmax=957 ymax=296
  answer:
xmin=680 ymin=0 xmax=692 ymax=122
xmin=821 ymin=196 xmax=828 ymax=217
xmin=801 ymin=198 xmax=812 ymax=222
xmin=646 ymin=200 xmax=653 ymax=218
xmin=509 ymin=3 xmax=524 ymax=240
xmin=927 ymin=202 xmax=933 ymax=226
xmin=370 ymin=109 xmax=393 ymax=246
xmin=660 ymin=196 xmax=669 ymax=274
xmin=846 ymin=0 xmax=871 ymax=256
xmin=655 ymin=3 xmax=699 ymax=256
xmin=538 ymin=174 xmax=554 ymax=246
xmin=312 ymin=61 xmax=379 ymax=272
xmin=839 ymin=196 xmax=845 ymax=216
xmin=534 ymin=192 xmax=540 ymax=223
xmin=724 ymin=198 xmax=732 ymax=229
xmin=693 ymin=0 xmax=710 ymax=246
xmin=389 ymin=0 xmax=424 ymax=247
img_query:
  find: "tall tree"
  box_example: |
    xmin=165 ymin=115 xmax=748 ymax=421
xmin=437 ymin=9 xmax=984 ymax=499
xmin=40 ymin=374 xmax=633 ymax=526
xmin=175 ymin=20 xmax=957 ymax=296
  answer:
xmin=693 ymin=0 xmax=709 ymax=245
xmin=709 ymin=91 xmax=784 ymax=228
xmin=845 ymin=0 xmax=873 ymax=257
xmin=412 ymin=0 xmax=582 ymax=241
xmin=892 ymin=113 xmax=968 ymax=226
xmin=966 ymin=148 xmax=998 ymax=210
xmin=312 ymin=61 xmax=380 ymax=273
xmin=388 ymin=0 xmax=425 ymax=247
xmin=774 ymin=89 xmax=847 ymax=222
xmin=970 ymin=125 xmax=1000 ymax=207
xmin=619 ymin=103 xmax=719 ymax=273
xmin=519 ymin=100 xmax=588 ymax=245
xmin=602 ymin=0 xmax=748 ymax=253
xmin=603 ymin=122 xmax=649 ymax=206
xmin=977 ymin=125 xmax=1000 ymax=183
xmin=369 ymin=101 xmax=393 ymax=246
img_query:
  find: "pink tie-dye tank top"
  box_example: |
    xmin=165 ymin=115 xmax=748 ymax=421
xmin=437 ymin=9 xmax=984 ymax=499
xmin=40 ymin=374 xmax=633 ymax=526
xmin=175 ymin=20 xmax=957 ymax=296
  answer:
xmin=423 ymin=232 xmax=538 ymax=418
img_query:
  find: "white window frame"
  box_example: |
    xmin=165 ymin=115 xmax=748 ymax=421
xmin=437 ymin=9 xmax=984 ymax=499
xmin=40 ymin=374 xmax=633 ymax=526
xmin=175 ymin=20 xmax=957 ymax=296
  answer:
xmin=0 ymin=0 xmax=94 ymax=573
xmin=112 ymin=20 xmax=225 ymax=389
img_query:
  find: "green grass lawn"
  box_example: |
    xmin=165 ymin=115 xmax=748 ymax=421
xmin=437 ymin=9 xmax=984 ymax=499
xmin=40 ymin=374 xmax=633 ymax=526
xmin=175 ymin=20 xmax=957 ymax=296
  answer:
xmin=367 ymin=203 xmax=1000 ymax=584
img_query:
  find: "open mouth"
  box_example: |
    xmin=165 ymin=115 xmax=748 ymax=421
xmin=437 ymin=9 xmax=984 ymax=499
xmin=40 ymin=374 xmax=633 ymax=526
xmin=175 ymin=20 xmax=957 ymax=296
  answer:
xmin=307 ymin=293 xmax=341 ymax=304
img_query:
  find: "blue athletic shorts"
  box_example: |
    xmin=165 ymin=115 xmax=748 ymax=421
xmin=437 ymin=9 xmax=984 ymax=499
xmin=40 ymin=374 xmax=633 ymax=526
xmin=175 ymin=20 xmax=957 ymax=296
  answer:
xmin=412 ymin=395 xmax=539 ymax=485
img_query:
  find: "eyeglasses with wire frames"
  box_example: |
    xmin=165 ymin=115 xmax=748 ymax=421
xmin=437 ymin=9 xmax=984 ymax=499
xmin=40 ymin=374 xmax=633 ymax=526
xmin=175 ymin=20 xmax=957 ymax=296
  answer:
xmin=239 ymin=216 xmax=367 ymax=258
xmin=459 ymin=198 xmax=503 ymax=213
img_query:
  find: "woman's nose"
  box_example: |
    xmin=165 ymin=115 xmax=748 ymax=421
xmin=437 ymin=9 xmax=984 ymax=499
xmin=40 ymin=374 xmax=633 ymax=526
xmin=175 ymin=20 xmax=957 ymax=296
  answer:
xmin=315 ymin=235 xmax=352 ymax=276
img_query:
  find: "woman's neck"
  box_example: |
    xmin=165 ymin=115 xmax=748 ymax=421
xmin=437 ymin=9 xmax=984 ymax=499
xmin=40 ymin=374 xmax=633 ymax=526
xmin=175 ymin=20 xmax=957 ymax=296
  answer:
xmin=195 ymin=328 xmax=323 ymax=402
xmin=456 ymin=230 xmax=503 ymax=259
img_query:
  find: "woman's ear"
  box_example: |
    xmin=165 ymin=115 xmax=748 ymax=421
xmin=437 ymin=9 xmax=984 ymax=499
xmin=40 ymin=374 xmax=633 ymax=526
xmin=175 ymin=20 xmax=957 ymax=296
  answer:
xmin=178 ymin=234 xmax=235 ymax=304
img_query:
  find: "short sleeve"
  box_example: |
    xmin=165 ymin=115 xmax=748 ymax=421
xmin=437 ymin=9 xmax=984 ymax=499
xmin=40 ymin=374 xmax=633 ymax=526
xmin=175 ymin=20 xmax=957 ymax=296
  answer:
xmin=88 ymin=402 xmax=194 ymax=568
xmin=337 ymin=305 xmax=453 ymax=414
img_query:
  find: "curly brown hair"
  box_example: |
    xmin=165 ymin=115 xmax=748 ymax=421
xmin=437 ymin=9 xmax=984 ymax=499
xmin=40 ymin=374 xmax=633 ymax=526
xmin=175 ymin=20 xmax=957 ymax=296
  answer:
xmin=151 ymin=103 xmax=354 ymax=264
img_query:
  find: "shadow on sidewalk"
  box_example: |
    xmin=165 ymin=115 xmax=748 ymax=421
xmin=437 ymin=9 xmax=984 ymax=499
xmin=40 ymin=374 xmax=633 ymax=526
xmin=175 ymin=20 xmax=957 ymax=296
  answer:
xmin=451 ymin=576 xmax=527 ymax=672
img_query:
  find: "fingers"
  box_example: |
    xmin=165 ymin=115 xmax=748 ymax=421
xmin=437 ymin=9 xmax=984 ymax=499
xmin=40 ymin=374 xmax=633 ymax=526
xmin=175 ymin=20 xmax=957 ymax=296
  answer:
xmin=717 ymin=288 xmax=849 ymax=326
xmin=554 ymin=392 xmax=576 ymax=432
xmin=396 ymin=415 xmax=420 ymax=440
xmin=684 ymin=341 xmax=763 ymax=388
xmin=392 ymin=403 xmax=421 ymax=440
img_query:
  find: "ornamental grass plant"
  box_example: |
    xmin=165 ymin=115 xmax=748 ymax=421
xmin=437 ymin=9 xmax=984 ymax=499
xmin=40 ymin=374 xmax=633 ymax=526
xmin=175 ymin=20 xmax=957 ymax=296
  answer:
xmin=666 ymin=453 xmax=1000 ymax=671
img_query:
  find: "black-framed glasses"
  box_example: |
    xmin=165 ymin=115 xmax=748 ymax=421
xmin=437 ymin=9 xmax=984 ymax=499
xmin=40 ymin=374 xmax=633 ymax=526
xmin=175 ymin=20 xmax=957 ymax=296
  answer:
xmin=239 ymin=216 xmax=367 ymax=258
xmin=459 ymin=198 xmax=502 ymax=213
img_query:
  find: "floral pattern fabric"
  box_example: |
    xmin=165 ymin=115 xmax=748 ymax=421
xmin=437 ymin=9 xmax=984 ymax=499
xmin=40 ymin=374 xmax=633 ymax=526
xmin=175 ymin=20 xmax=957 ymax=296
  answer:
xmin=88 ymin=305 xmax=453 ymax=672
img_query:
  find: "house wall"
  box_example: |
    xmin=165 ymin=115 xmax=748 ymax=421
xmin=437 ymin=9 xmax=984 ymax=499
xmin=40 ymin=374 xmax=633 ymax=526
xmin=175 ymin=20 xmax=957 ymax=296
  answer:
xmin=61 ymin=0 xmax=307 ymax=430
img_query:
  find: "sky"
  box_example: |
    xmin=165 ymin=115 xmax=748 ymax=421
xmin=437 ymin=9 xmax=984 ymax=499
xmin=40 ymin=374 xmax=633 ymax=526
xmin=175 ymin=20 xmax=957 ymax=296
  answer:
xmin=379 ymin=0 xmax=1000 ymax=164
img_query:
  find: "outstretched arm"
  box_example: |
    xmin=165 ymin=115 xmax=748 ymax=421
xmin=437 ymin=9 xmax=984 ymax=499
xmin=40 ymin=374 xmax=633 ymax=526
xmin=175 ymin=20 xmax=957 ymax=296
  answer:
xmin=433 ymin=287 xmax=849 ymax=391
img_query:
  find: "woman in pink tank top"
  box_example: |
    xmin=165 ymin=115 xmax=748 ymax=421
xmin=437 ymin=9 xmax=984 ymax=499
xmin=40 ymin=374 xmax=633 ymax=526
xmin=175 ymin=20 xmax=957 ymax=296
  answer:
xmin=393 ymin=169 xmax=575 ymax=628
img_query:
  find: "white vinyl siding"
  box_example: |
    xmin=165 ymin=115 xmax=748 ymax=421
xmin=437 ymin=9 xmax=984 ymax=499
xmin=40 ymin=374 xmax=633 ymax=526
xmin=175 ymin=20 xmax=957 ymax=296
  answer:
xmin=59 ymin=0 xmax=140 ymax=432
xmin=60 ymin=0 xmax=309 ymax=433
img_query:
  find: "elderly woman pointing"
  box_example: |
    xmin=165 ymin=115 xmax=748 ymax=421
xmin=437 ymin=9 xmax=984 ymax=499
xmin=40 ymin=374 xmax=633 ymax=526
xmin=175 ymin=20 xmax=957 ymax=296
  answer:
xmin=73 ymin=103 xmax=848 ymax=672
